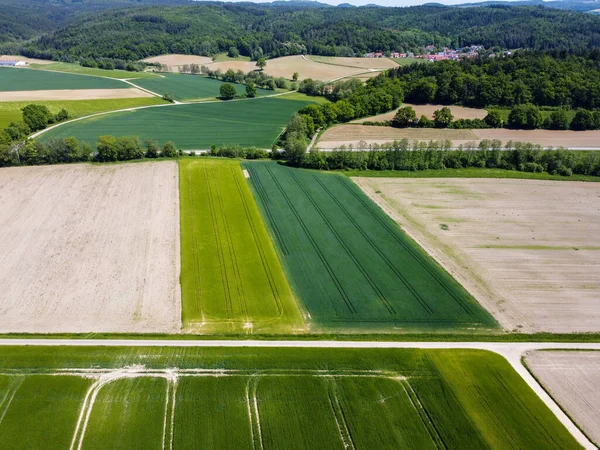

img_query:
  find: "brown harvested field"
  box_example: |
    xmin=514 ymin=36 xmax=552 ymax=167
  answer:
xmin=353 ymin=104 xmax=488 ymax=123
xmin=474 ymin=129 xmax=600 ymax=148
xmin=307 ymin=55 xmax=398 ymax=69
xmin=318 ymin=124 xmax=600 ymax=149
xmin=525 ymin=351 xmax=600 ymax=446
xmin=0 ymin=162 xmax=181 ymax=333
xmin=0 ymin=55 xmax=53 ymax=65
xmin=142 ymin=54 xmax=213 ymax=70
xmin=0 ymin=88 xmax=152 ymax=102
xmin=207 ymin=55 xmax=366 ymax=81
xmin=353 ymin=177 xmax=600 ymax=333
xmin=318 ymin=124 xmax=477 ymax=148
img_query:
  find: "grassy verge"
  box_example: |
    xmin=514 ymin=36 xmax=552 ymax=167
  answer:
xmin=30 ymin=62 xmax=160 ymax=79
xmin=0 ymin=97 xmax=168 ymax=130
xmin=343 ymin=167 xmax=600 ymax=182
xmin=277 ymin=91 xmax=331 ymax=104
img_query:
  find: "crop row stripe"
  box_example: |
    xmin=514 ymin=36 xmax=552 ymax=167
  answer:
xmin=264 ymin=164 xmax=356 ymax=314
xmin=316 ymin=175 xmax=433 ymax=315
xmin=289 ymin=170 xmax=395 ymax=315
xmin=187 ymin=168 xmax=203 ymax=316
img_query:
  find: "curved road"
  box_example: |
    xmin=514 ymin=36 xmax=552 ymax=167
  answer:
xmin=0 ymin=339 xmax=597 ymax=448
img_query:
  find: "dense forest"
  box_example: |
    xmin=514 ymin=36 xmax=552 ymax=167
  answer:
xmin=6 ymin=3 xmax=600 ymax=62
xmin=387 ymin=51 xmax=600 ymax=109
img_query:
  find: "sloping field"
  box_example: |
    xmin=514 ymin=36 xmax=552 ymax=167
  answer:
xmin=243 ymin=162 xmax=496 ymax=332
xmin=31 ymin=62 xmax=160 ymax=79
xmin=526 ymin=350 xmax=600 ymax=447
xmin=0 ymin=163 xmax=181 ymax=333
xmin=0 ymin=67 xmax=127 ymax=91
xmin=37 ymin=97 xmax=312 ymax=149
xmin=0 ymin=55 xmax=53 ymax=64
xmin=0 ymin=87 xmax=151 ymax=102
xmin=142 ymin=54 xmax=213 ymax=69
xmin=318 ymin=124 xmax=600 ymax=149
xmin=0 ymin=346 xmax=580 ymax=449
xmin=525 ymin=351 xmax=600 ymax=445
xmin=131 ymin=73 xmax=270 ymax=101
xmin=307 ymin=56 xmax=398 ymax=70
xmin=0 ymin=97 xmax=167 ymax=130
xmin=208 ymin=55 xmax=366 ymax=82
xmin=355 ymin=178 xmax=600 ymax=332
xmin=179 ymin=159 xmax=303 ymax=333
xmin=353 ymin=104 xmax=488 ymax=123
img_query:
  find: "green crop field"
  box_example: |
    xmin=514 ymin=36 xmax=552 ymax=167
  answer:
xmin=243 ymin=162 xmax=497 ymax=332
xmin=37 ymin=97 xmax=313 ymax=149
xmin=0 ymin=67 xmax=127 ymax=91
xmin=0 ymin=97 xmax=167 ymax=130
xmin=0 ymin=346 xmax=580 ymax=449
xmin=131 ymin=73 xmax=271 ymax=101
xmin=180 ymin=159 xmax=304 ymax=333
xmin=31 ymin=62 xmax=161 ymax=79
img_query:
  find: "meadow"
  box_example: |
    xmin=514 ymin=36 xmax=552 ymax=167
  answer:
xmin=0 ymin=346 xmax=579 ymax=449
xmin=0 ymin=97 xmax=167 ymax=129
xmin=179 ymin=159 xmax=303 ymax=333
xmin=0 ymin=67 xmax=127 ymax=91
xmin=243 ymin=162 xmax=497 ymax=332
xmin=37 ymin=97 xmax=313 ymax=149
xmin=131 ymin=73 xmax=271 ymax=102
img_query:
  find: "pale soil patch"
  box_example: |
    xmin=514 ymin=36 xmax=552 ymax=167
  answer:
xmin=353 ymin=104 xmax=488 ymax=123
xmin=0 ymin=162 xmax=181 ymax=333
xmin=525 ymin=351 xmax=600 ymax=446
xmin=353 ymin=178 xmax=600 ymax=333
xmin=0 ymin=88 xmax=152 ymax=102
xmin=318 ymin=124 xmax=476 ymax=149
xmin=474 ymin=129 xmax=600 ymax=148
xmin=0 ymin=55 xmax=53 ymax=65
xmin=142 ymin=54 xmax=213 ymax=71
xmin=307 ymin=56 xmax=398 ymax=70
xmin=208 ymin=55 xmax=365 ymax=82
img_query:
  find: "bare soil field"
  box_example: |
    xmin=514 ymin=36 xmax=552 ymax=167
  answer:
xmin=142 ymin=54 xmax=213 ymax=71
xmin=474 ymin=129 xmax=600 ymax=148
xmin=0 ymin=162 xmax=181 ymax=333
xmin=208 ymin=55 xmax=366 ymax=81
xmin=318 ymin=124 xmax=477 ymax=148
xmin=318 ymin=124 xmax=600 ymax=149
xmin=0 ymin=55 xmax=53 ymax=65
xmin=526 ymin=350 xmax=600 ymax=446
xmin=0 ymin=88 xmax=152 ymax=102
xmin=307 ymin=55 xmax=398 ymax=69
xmin=353 ymin=104 xmax=488 ymax=123
xmin=354 ymin=178 xmax=600 ymax=333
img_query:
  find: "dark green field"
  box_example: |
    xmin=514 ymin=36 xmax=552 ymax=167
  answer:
xmin=244 ymin=162 xmax=497 ymax=332
xmin=0 ymin=67 xmax=127 ymax=91
xmin=132 ymin=73 xmax=271 ymax=101
xmin=37 ymin=97 xmax=312 ymax=149
xmin=0 ymin=346 xmax=580 ymax=449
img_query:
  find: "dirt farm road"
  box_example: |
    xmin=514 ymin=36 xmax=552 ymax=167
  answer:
xmin=0 ymin=339 xmax=598 ymax=448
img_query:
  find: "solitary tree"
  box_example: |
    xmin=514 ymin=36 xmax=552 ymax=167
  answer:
xmin=246 ymin=82 xmax=257 ymax=98
xmin=391 ymin=106 xmax=417 ymax=128
xmin=256 ymin=57 xmax=267 ymax=71
xmin=292 ymin=72 xmax=299 ymax=82
xmin=220 ymin=83 xmax=237 ymax=100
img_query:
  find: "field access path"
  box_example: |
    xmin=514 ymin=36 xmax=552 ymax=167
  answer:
xmin=0 ymin=339 xmax=597 ymax=448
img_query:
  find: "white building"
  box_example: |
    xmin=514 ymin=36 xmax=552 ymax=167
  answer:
xmin=0 ymin=60 xmax=27 ymax=67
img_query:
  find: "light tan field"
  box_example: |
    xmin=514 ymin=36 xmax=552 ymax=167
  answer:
xmin=0 ymin=55 xmax=53 ymax=65
xmin=526 ymin=351 xmax=600 ymax=446
xmin=318 ymin=124 xmax=477 ymax=148
xmin=318 ymin=124 xmax=600 ymax=149
xmin=354 ymin=178 xmax=600 ymax=333
xmin=0 ymin=162 xmax=181 ymax=333
xmin=208 ymin=55 xmax=367 ymax=81
xmin=142 ymin=54 xmax=213 ymax=70
xmin=0 ymin=88 xmax=152 ymax=102
xmin=307 ymin=55 xmax=398 ymax=70
xmin=353 ymin=104 xmax=488 ymax=123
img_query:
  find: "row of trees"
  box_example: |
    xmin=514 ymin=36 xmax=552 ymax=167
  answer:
xmin=0 ymin=104 xmax=71 ymax=149
xmin=0 ymin=135 xmax=180 ymax=168
xmin=294 ymin=140 xmax=600 ymax=178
